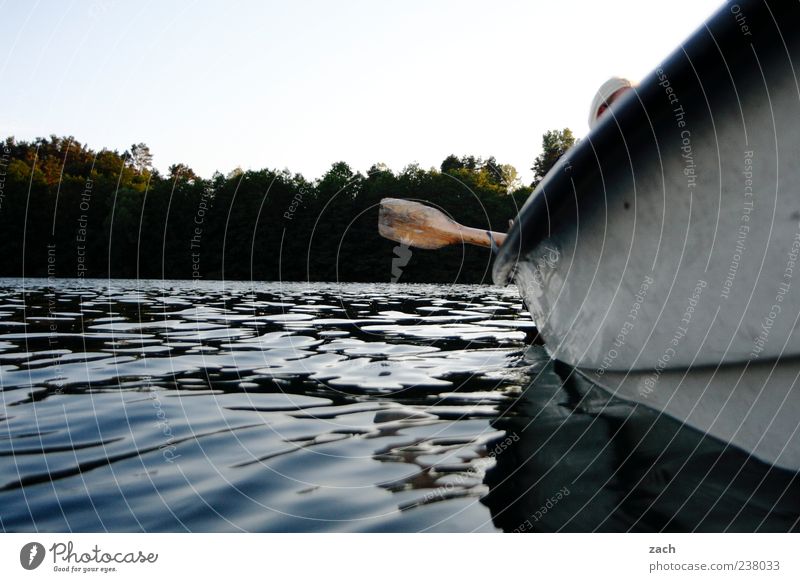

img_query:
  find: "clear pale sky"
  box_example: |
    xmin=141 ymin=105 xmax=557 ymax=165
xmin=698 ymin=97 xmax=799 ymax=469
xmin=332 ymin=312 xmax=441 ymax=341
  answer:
xmin=0 ymin=0 xmax=723 ymax=182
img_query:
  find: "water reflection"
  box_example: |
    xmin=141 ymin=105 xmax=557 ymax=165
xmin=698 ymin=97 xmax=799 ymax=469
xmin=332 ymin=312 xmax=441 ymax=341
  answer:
xmin=482 ymin=346 xmax=800 ymax=532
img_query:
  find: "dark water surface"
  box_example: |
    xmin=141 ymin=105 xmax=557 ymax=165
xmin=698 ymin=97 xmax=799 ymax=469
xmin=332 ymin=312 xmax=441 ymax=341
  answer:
xmin=1 ymin=279 xmax=799 ymax=532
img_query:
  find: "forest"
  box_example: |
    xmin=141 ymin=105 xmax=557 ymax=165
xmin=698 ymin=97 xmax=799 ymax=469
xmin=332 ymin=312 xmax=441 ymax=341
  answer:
xmin=0 ymin=131 xmax=575 ymax=284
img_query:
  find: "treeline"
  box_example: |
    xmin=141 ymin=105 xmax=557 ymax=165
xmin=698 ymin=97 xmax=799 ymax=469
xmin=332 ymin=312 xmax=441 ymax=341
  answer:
xmin=0 ymin=135 xmax=561 ymax=284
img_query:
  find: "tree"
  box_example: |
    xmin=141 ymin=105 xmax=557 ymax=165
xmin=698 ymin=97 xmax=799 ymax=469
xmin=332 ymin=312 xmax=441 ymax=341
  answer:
xmin=481 ymin=156 xmax=502 ymax=185
xmin=129 ymin=143 xmax=153 ymax=173
xmin=531 ymin=128 xmax=577 ymax=187
xmin=168 ymin=163 xmax=197 ymax=182
xmin=368 ymin=162 xmax=391 ymax=176
xmin=441 ymin=154 xmax=481 ymax=172
xmin=440 ymin=154 xmax=463 ymax=173
xmin=499 ymin=164 xmax=521 ymax=192
xmin=461 ymin=155 xmax=479 ymax=171
xmin=226 ymin=166 xmax=244 ymax=180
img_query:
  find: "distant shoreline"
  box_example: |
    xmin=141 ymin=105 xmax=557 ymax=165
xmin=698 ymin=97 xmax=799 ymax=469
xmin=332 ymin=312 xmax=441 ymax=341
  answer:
xmin=0 ymin=277 xmax=501 ymax=287
xmin=1 ymin=136 xmax=532 ymax=285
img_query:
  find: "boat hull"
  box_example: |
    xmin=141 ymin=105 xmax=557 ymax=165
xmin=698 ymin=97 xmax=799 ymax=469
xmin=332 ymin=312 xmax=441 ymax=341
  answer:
xmin=495 ymin=0 xmax=800 ymax=373
xmin=493 ymin=0 xmax=800 ymax=469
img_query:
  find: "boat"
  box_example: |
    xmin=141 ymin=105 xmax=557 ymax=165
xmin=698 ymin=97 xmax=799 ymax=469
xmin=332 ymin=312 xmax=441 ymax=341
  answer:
xmin=492 ymin=0 xmax=800 ymax=470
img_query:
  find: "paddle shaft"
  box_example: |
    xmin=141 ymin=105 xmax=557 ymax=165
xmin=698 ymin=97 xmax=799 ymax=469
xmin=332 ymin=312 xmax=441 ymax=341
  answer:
xmin=452 ymin=224 xmax=507 ymax=249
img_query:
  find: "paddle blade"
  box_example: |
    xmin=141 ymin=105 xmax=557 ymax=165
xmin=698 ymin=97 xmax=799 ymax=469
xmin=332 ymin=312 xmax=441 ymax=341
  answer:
xmin=378 ymin=198 xmax=460 ymax=249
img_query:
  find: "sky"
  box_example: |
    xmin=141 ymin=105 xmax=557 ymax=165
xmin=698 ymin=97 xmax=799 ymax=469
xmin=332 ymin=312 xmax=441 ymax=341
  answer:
xmin=0 ymin=0 xmax=724 ymax=183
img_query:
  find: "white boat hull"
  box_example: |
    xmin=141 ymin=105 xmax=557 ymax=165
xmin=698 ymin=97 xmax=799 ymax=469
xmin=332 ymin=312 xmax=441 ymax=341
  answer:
xmin=494 ymin=0 xmax=800 ymax=470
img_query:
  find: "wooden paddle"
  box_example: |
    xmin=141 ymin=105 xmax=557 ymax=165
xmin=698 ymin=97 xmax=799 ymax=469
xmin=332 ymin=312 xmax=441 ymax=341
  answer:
xmin=378 ymin=198 xmax=507 ymax=250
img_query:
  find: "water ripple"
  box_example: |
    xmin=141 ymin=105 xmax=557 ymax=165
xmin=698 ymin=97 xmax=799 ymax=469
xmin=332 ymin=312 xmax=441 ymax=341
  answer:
xmin=0 ymin=279 xmax=527 ymax=531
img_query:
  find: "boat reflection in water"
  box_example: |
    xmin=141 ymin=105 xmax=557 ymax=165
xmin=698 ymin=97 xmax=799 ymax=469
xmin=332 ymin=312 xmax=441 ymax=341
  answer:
xmin=481 ymin=347 xmax=800 ymax=532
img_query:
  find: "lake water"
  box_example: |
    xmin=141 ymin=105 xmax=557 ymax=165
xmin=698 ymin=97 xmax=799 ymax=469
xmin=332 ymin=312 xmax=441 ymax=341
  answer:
xmin=1 ymin=279 xmax=799 ymax=532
